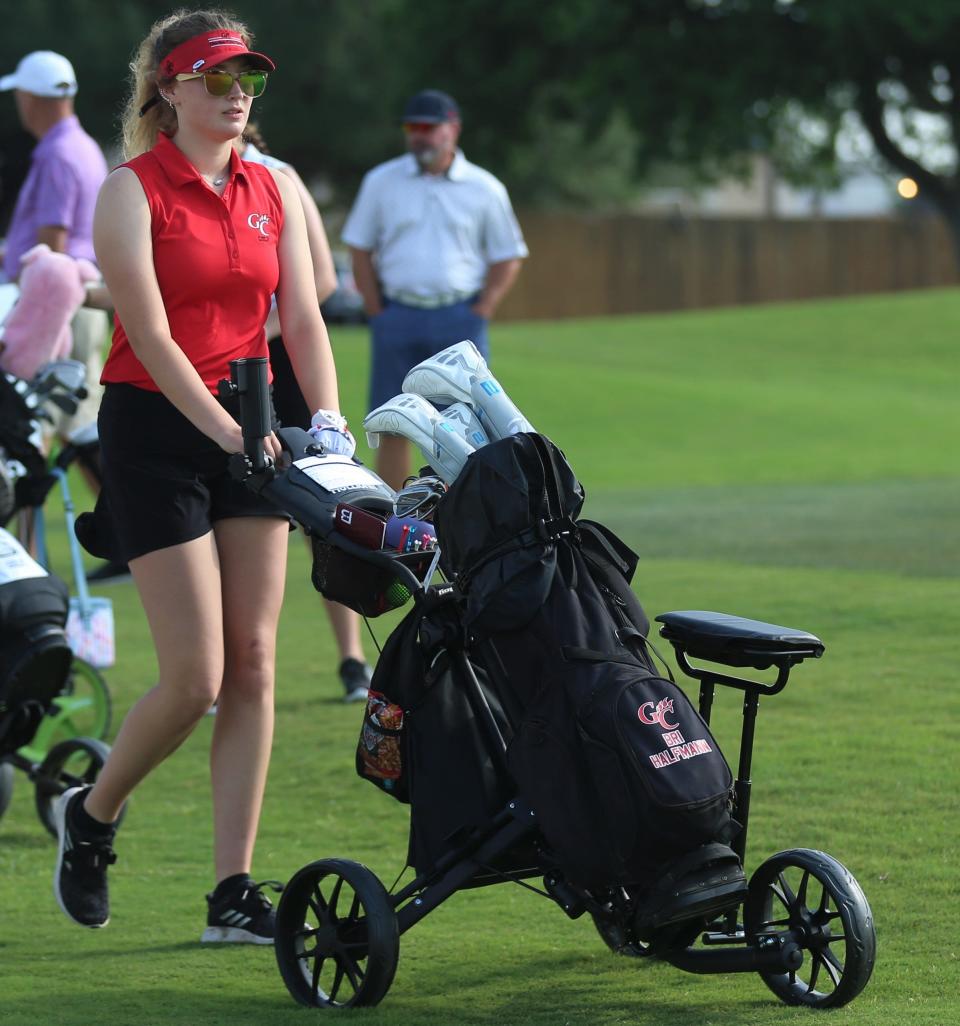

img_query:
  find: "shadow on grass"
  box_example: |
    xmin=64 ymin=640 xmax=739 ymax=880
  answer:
xmin=0 ymin=830 xmax=53 ymax=849
xmin=0 ymin=970 xmax=778 ymax=1026
xmin=274 ymin=694 xmax=358 ymax=714
xmin=67 ymin=940 xmax=216 ymax=957
xmin=592 ymin=477 xmax=960 ymax=578
xmin=1 ymin=990 xmax=293 ymax=1026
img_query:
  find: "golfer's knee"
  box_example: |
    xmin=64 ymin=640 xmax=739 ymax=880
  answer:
xmin=223 ymin=636 xmax=275 ymax=703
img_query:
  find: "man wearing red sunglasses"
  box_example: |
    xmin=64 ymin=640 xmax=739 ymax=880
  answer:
xmin=343 ymin=89 xmax=528 ymax=489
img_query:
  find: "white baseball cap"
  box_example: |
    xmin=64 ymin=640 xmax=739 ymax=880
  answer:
xmin=0 ymin=51 xmax=78 ymax=98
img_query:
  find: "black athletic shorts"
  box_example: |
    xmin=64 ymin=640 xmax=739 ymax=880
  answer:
xmin=81 ymin=382 xmax=287 ymax=563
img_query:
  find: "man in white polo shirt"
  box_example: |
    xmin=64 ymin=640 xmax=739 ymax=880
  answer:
xmin=342 ymin=89 xmax=528 ymax=489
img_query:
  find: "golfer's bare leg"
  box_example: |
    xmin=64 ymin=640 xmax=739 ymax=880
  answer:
xmin=84 ymin=533 xmax=225 ymax=823
xmin=210 ymin=516 xmax=288 ymax=882
xmin=375 ymin=434 xmax=411 ymax=492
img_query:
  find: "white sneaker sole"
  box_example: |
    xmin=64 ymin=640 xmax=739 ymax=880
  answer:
xmin=200 ymin=925 xmax=274 ymax=945
xmin=53 ymin=785 xmax=109 ymax=928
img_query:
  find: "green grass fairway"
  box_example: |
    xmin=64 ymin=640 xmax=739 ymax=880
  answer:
xmin=2 ymin=288 xmax=958 ymax=1025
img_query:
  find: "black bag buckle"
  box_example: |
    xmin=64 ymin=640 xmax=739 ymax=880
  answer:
xmin=538 ymin=516 xmax=577 ymax=542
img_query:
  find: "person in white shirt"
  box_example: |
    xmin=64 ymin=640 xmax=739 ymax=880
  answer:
xmin=242 ymin=128 xmax=374 ymax=703
xmin=342 ymin=89 xmax=528 ymax=489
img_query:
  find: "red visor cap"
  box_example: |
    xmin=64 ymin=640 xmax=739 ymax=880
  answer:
xmin=161 ymin=30 xmax=275 ymax=78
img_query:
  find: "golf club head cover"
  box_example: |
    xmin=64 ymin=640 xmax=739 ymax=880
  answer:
xmin=0 ymin=245 xmax=99 ymax=381
xmin=401 ymin=339 xmax=488 ymax=406
xmin=440 ymin=401 xmax=490 ymax=449
xmin=363 ymin=392 xmax=476 ymax=483
xmin=468 ymin=374 xmax=535 ymax=440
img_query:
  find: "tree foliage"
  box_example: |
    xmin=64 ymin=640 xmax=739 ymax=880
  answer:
xmin=5 ymin=0 xmax=960 ymax=253
xmin=391 ymin=0 xmax=960 ymax=254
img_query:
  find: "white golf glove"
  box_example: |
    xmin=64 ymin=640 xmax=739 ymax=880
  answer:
xmin=308 ymin=408 xmax=356 ymax=458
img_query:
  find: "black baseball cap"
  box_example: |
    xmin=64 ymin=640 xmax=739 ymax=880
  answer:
xmin=402 ymin=89 xmax=460 ymax=124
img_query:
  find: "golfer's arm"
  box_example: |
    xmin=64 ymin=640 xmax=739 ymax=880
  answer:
xmin=83 ymin=283 xmax=114 ymax=311
xmin=36 ymin=226 xmax=68 ymax=253
xmin=272 ymin=171 xmax=340 ymax=414
xmin=349 ymin=247 xmax=383 ymax=317
xmin=281 ymin=166 xmax=337 ymax=305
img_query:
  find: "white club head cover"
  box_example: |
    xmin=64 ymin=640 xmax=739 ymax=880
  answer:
xmin=363 ymin=393 xmax=476 ymax=483
xmin=402 ymin=339 xmax=488 ymax=406
xmin=468 ymin=375 xmax=535 ymax=440
xmin=440 ymin=401 xmax=490 ymax=449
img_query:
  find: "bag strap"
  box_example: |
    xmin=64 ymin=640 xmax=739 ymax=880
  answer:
xmin=576 ymin=519 xmax=634 ymax=580
xmin=528 ymin=432 xmax=578 ymax=525
xmin=455 ymin=521 xmax=554 ymax=594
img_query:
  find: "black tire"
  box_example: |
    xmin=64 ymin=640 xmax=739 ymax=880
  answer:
xmin=275 ymin=858 xmax=399 ymax=1009
xmin=34 ymin=737 xmax=112 ymax=838
xmin=744 ymin=848 xmax=876 ymax=1008
xmin=0 ymin=760 xmax=14 ymax=821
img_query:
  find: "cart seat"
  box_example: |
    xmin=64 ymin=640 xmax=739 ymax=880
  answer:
xmin=655 ymin=610 xmax=824 ymax=671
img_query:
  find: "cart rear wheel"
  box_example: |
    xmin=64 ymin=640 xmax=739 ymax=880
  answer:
xmin=34 ymin=737 xmax=112 ymax=838
xmin=275 ymin=858 xmax=399 ymax=1009
xmin=744 ymin=848 xmax=875 ymax=1008
xmin=0 ymin=761 xmax=14 ymax=821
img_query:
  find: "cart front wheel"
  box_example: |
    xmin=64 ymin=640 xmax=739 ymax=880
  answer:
xmin=34 ymin=737 xmax=112 ymax=838
xmin=275 ymin=858 xmax=399 ymax=1009
xmin=744 ymin=848 xmax=876 ymax=1008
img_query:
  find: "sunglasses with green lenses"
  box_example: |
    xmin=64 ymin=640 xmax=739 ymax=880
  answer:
xmin=174 ymin=68 xmax=268 ymax=98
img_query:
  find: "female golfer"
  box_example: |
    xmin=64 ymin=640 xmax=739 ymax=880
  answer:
xmin=52 ymin=8 xmax=353 ymax=943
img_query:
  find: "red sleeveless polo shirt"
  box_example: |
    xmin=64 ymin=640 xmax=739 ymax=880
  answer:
xmin=101 ymin=132 xmax=283 ymax=392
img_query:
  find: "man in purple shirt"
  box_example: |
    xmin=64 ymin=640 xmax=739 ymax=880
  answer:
xmin=0 ymin=51 xmax=107 ymax=281
xmin=0 ymin=52 xmax=122 ymax=578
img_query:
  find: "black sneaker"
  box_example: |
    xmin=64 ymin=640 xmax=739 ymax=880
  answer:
xmin=201 ymin=876 xmax=282 ymax=944
xmin=53 ymin=785 xmax=117 ymax=928
xmin=339 ymin=658 xmax=372 ymax=703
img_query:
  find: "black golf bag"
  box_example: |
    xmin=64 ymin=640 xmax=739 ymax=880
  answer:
xmin=0 ymin=528 xmax=73 ymax=755
xmin=360 ymin=433 xmax=738 ymax=889
xmin=0 ymin=373 xmax=51 ymax=524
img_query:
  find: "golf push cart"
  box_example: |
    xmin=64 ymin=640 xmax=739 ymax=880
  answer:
xmin=1 ymin=362 xmax=114 ymax=837
xmin=222 ymin=354 xmax=876 ymax=1012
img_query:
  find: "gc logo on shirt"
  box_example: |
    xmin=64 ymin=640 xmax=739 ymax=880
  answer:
xmin=247 ymin=213 xmax=271 ymax=240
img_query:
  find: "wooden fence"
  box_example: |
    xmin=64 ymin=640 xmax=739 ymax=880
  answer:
xmin=497 ymin=212 xmax=958 ymax=321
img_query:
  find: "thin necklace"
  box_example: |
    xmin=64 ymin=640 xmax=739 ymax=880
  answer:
xmin=207 ymin=163 xmax=228 ymax=187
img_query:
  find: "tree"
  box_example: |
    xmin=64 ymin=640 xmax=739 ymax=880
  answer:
xmin=392 ymin=0 xmax=960 ymax=263
xmin=7 ymin=0 xmax=960 ymax=239
xmin=0 ymin=0 xmax=411 ymax=204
